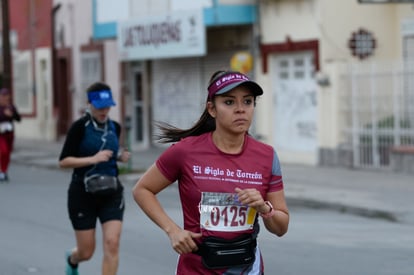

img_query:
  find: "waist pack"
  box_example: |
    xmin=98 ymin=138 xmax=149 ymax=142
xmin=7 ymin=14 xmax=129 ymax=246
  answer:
xmin=84 ymin=175 xmax=118 ymax=196
xmin=196 ymin=235 xmax=256 ymax=269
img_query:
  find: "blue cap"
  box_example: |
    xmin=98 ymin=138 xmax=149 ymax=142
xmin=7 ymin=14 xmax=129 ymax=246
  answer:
xmin=87 ymin=90 xmax=116 ymax=109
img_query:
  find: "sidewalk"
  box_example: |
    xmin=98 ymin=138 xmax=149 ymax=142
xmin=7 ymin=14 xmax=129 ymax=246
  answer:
xmin=11 ymin=138 xmax=414 ymax=224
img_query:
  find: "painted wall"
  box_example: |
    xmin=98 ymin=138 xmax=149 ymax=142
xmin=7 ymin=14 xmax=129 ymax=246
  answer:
xmin=396 ymin=4 xmax=414 ymax=56
xmin=260 ymin=0 xmax=319 ymax=43
xmin=15 ymin=48 xmax=54 ymax=140
xmin=103 ymin=40 xmax=121 ymax=121
xmin=10 ymin=0 xmax=53 ymax=50
xmin=54 ymin=0 xmax=94 ymax=121
xmin=9 ymin=0 xmax=54 ymax=140
xmin=319 ymin=0 xmax=399 ymax=63
xmin=53 ymin=0 xmax=122 ymax=123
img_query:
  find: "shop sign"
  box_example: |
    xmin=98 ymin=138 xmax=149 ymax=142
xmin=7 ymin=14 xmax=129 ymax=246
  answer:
xmin=118 ymin=10 xmax=206 ymax=60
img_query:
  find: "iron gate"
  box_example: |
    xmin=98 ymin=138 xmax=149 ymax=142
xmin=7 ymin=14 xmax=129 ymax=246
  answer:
xmin=339 ymin=61 xmax=414 ymax=169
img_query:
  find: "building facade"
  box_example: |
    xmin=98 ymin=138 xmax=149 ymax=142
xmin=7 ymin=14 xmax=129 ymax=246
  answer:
xmin=7 ymin=0 xmax=414 ymax=170
xmin=254 ymin=0 xmax=414 ymax=167
xmin=7 ymin=0 xmax=55 ymax=140
xmin=113 ymin=0 xmax=259 ymax=150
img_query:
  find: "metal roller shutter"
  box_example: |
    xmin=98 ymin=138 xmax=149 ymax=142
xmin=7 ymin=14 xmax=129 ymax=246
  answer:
xmin=151 ymin=51 xmax=245 ymax=138
xmin=152 ymin=58 xmax=204 ymax=135
xmin=201 ymin=51 xmax=239 ymax=87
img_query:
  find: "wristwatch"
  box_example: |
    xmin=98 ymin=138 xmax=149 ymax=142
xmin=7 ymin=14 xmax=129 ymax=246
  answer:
xmin=259 ymin=201 xmax=276 ymax=219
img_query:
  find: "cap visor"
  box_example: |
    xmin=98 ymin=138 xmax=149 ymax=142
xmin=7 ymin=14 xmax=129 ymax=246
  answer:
xmin=91 ymin=99 xmax=116 ymax=109
xmin=215 ymin=80 xmax=263 ymax=96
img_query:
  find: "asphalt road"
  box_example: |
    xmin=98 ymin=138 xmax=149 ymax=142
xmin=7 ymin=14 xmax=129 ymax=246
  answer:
xmin=0 ymin=164 xmax=413 ymax=275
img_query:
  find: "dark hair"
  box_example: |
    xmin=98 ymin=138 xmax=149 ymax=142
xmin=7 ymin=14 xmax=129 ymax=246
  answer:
xmin=0 ymin=88 xmax=11 ymax=95
xmin=155 ymin=110 xmax=215 ymax=143
xmin=156 ymin=70 xmax=254 ymax=143
xmin=86 ymin=82 xmax=111 ymax=95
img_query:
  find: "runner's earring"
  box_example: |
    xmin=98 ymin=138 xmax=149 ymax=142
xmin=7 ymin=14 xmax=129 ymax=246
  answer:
xmin=208 ymin=108 xmax=216 ymax=118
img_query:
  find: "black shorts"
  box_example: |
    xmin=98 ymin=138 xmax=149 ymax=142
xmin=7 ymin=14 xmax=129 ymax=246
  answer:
xmin=67 ymin=181 xmax=125 ymax=230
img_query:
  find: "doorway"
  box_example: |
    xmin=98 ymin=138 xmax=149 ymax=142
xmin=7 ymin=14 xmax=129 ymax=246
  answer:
xmin=55 ymin=49 xmax=72 ymax=138
xmin=271 ymin=51 xmax=317 ymax=164
xmin=130 ymin=65 xmax=149 ymax=149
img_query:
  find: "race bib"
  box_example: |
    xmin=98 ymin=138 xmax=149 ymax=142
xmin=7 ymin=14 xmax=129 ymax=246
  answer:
xmin=199 ymin=192 xmax=257 ymax=232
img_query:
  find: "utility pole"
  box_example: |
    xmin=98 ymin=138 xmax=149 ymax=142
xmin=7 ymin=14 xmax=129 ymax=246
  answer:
xmin=1 ymin=0 xmax=12 ymax=91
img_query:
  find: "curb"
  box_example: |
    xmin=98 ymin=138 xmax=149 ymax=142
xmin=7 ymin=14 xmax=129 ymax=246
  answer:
xmin=287 ymin=197 xmax=398 ymax=223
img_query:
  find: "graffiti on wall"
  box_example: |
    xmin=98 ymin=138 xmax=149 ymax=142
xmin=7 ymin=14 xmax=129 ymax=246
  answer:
xmin=274 ymin=82 xmax=317 ymax=152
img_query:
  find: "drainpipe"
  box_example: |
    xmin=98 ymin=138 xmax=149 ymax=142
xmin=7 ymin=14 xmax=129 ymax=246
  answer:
xmin=28 ymin=0 xmax=38 ymax=117
xmin=50 ymin=3 xmax=61 ymax=139
xmin=1 ymin=0 xmax=12 ymax=92
xmin=51 ymin=3 xmax=61 ymax=121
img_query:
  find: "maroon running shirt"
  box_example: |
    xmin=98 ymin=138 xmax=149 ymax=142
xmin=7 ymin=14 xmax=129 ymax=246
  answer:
xmin=156 ymin=132 xmax=284 ymax=274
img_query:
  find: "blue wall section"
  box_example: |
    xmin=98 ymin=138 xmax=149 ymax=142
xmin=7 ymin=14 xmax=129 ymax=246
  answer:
xmin=94 ymin=21 xmax=117 ymax=40
xmin=93 ymin=0 xmax=117 ymax=39
xmin=93 ymin=0 xmax=257 ymax=40
xmin=203 ymin=5 xmax=257 ymax=27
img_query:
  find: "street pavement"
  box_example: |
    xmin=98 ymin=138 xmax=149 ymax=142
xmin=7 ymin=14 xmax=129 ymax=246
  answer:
xmin=11 ymin=137 xmax=414 ymax=225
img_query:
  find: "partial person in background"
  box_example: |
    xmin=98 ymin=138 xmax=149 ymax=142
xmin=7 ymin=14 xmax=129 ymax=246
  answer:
xmin=133 ymin=70 xmax=289 ymax=274
xmin=59 ymin=82 xmax=130 ymax=275
xmin=0 ymin=88 xmax=21 ymax=182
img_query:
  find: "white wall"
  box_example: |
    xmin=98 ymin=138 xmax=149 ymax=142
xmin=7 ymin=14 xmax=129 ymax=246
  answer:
xmin=15 ymin=48 xmax=54 ymax=140
xmin=319 ymin=0 xmax=399 ymax=63
xmin=260 ymin=0 xmax=319 ymax=43
xmin=103 ymin=40 xmax=121 ymax=121
xmin=54 ymin=0 xmax=94 ymax=120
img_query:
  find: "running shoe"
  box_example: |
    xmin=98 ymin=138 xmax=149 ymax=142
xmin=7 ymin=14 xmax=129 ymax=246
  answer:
xmin=65 ymin=250 xmax=79 ymax=275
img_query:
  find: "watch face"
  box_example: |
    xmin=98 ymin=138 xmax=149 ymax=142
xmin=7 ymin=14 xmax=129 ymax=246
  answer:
xmin=260 ymin=201 xmax=276 ymax=219
xmin=265 ymin=201 xmax=273 ymax=212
